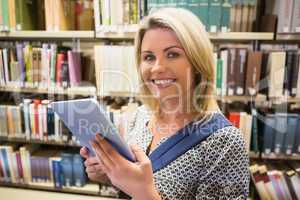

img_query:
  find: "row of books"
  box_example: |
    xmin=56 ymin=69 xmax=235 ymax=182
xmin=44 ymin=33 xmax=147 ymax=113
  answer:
xmin=0 ymin=98 xmax=139 ymax=143
xmin=214 ymin=47 xmax=300 ymax=98
xmin=94 ymin=45 xmax=140 ymax=94
xmin=264 ymin=0 xmax=300 ymax=33
xmin=228 ymin=111 xmax=300 ymax=156
xmin=0 ymin=43 xmax=83 ymax=88
xmin=0 ymin=0 xmax=94 ymax=31
xmin=0 ymin=144 xmax=87 ymax=188
xmin=148 ymin=0 xmax=257 ymax=32
xmin=0 ymin=100 xmax=70 ymax=142
xmin=94 ymin=0 xmax=145 ymax=30
xmin=250 ymin=162 xmax=300 ymax=200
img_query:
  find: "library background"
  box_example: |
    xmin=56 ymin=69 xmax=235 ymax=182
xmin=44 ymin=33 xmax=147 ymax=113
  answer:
xmin=0 ymin=0 xmax=299 ymax=200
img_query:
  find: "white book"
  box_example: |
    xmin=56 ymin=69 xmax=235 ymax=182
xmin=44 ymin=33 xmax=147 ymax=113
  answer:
xmin=11 ymin=152 xmax=20 ymax=183
xmin=291 ymin=0 xmax=300 ymax=32
xmin=38 ymin=104 xmax=44 ymax=140
xmin=54 ymin=113 xmax=61 ymax=142
xmin=110 ymin=0 xmax=124 ymax=26
xmin=267 ymin=52 xmax=286 ymax=98
xmin=274 ymin=0 xmax=294 ymax=33
xmin=220 ymin=49 xmax=228 ymax=96
xmin=41 ymin=44 xmax=49 ymax=88
xmin=2 ymin=49 xmax=9 ymax=85
xmin=29 ymin=103 xmax=36 ymax=139
xmin=101 ymin=0 xmax=111 ymax=26
xmin=297 ymin=53 xmax=300 ymax=97
xmin=93 ymin=0 xmax=101 ymax=31
xmin=23 ymin=99 xmax=31 ymax=140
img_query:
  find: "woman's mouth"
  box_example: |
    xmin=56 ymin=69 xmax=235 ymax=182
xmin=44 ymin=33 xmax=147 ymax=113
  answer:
xmin=151 ymin=79 xmax=176 ymax=88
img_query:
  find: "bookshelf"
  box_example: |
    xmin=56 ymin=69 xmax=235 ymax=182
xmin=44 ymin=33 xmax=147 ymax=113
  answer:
xmin=275 ymin=33 xmax=300 ymax=41
xmin=0 ymin=182 xmax=101 ymax=197
xmin=0 ymin=136 xmax=80 ymax=148
xmin=0 ymin=31 xmax=95 ymax=40
xmin=0 ymin=0 xmax=300 ymax=200
xmin=0 ymin=86 xmax=97 ymax=96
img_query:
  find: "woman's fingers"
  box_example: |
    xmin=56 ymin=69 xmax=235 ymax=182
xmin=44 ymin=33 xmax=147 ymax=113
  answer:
xmin=80 ymin=146 xmax=89 ymax=159
xmin=84 ymin=156 xmax=100 ymax=166
xmin=94 ymin=133 xmax=126 ymax=164
xmin=90 ymin=139 xmax=114 ymax=172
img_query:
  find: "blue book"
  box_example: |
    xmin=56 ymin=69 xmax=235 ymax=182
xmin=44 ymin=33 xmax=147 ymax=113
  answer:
xmin=47 ymin=105 xmax=55 ymax=138
xmin=293 ymin=116 xmax=300 ymax=154
xmin=50 ymin=98 xmax=136 ymax=162
xmin=60 ymin=153 xmax=74 ymax=187
xmin=263 ymin=114 xmax=276 ymax=154
xmin=274 ymin=113 xmax=288 ymax=154
xmin=283 ymin=114 xmax=298 ymax=155
xmin=52 ymin=158 xmax=63 ymax=188
xmin=0 ymin=147 xmax=11 ymax=182
xmin=72 ymin=154 xmax=87 ymax=187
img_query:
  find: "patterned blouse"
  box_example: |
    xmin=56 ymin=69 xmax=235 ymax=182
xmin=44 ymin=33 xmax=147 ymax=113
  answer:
xmin=125 ymin=106 xmax=250 ymax=200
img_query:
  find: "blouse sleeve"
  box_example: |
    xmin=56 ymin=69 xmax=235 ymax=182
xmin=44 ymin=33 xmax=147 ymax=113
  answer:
xmin=195 ymin=127 xmax=250 ymax=200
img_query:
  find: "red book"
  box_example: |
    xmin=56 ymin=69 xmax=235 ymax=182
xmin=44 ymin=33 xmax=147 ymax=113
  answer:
xmin=228 ymin=112 xmax=240 ymax=128
xmin=56 ymin=53 xmax=65 ymax=87
xmin=15 ymin=152 xmax=24 ymax=182
xmin=0 ymin=156 xmax=4 ymax=181
xmin=33 ymin=99 xmax=41 ymax=139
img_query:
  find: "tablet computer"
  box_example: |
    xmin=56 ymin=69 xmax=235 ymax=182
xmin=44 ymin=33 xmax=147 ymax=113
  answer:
xmin=50 ymin=98 xmax=136 ymax=162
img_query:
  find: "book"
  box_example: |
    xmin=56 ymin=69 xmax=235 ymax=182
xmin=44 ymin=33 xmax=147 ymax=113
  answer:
xmin=50 ymin=98 xmax=136 ymax=162
xmin=245 ymin=51 xmax=262 ymax=96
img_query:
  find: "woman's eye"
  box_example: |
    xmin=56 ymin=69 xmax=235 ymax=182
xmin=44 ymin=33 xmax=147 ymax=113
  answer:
xmin=143 ymin=54 xmax=155 ymax=62
xmin=167 ymin=52 xmax=179 ymax=59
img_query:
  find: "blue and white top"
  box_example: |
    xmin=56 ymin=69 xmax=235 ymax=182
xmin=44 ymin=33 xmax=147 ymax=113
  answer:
xmin=125 ymin=106 xmax=250 ymax=200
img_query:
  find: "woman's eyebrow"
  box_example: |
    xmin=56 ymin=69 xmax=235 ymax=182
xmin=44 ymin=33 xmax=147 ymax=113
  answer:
xmin=141 ymin=45 xmax=183 ymax=53
xmin=163 ymin=45 xmax=183 ymax=52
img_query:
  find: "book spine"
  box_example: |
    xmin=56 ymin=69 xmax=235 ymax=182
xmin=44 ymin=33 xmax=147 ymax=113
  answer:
xmin=72 ymin=154 xmax=86 ymax=187
xmin=208 ymin=0 xmax=222 ymax=32
xmin=291 ymin=0 xmax=300 ymax=32
xmin=221 ymin=0 xmax=232 ymax=32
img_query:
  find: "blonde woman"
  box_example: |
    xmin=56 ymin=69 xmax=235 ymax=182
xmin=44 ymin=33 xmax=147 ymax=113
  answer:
xmin=81 ymin=8 xmax=250 ymax=200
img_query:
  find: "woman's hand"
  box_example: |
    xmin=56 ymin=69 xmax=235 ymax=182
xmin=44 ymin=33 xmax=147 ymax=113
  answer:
xmin=90 ymin=134 xmax=161 ymax=200
xmin=79 ymin=146 xmax=110 ymax=184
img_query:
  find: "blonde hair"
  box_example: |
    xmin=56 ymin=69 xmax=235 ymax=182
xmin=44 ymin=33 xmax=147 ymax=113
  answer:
xmin=134 ymin=8 xmax=218 ymax=114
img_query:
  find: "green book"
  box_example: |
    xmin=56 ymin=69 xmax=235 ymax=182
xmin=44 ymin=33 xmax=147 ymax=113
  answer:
xmin=221 ymin=0 xmax=232 ymax=32
xmin=198 ymin=0 xmax=209 ymax=31
xmin=157 ymin=0 xmax=168 ymax=9
xmin=2 ymin=0 xmax=10 ymax=31
xmin=177 ymin=0 xmax=188 ymax=10
xmin=24 ymin=44 xmax=33 ymax=83
xmin=147 ymin=0 xmax=158 ymax=13
xmin=216 ymin=58 xmax=223 ymax=95
xmin=208 ymin=0 xmax=222 ymax=32
xmin=168 ymin=0 xmax=177 ymax=7
xmin=15 ymin=0 xmax=37 ymax=30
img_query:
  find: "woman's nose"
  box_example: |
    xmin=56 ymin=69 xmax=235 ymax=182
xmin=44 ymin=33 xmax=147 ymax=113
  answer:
xmin=151 ymin=59 xmax=166 ymax=73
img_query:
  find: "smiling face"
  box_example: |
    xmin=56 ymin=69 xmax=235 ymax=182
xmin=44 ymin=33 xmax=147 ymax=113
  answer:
xmin=140 ymin=28 xmax=195 ymax=107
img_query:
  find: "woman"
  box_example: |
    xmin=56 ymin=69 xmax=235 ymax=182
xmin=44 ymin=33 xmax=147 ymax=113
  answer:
xmin=80 ymin=8 xmax=250 ymax=200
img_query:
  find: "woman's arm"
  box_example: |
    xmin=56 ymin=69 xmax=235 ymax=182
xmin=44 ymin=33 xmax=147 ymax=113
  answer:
xmin=90 ymin=134 xmax=162 ymax=200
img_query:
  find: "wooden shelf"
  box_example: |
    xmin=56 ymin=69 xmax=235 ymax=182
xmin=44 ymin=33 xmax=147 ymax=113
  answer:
xmin=261 ymin=153 xmax=300 ymax=161
xmin=0 ymin=182 xmax=106 ymax=197
xmin=0 ymin=136 xmax=80 ymax=148
xmin=95 ymin=29 xmax=274 ymax=41
xmin=0 ymin=85 xmax=97 ymax=96
xmin=0 ymin=31 xmax=95 ymax=39
xmin=209 ymin=32 xmax=274 ymax=41
xmin=276 ymin=33 xmax=300 ymax=41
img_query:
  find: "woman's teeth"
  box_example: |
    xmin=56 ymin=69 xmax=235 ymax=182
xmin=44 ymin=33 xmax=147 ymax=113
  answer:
xmin=152 ymin=79 xmax=176 ymax=85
